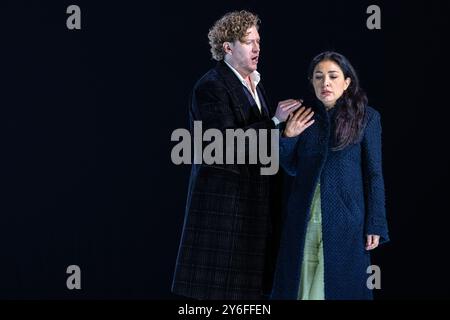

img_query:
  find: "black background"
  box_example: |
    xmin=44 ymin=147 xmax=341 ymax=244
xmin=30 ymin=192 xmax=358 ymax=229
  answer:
xmin=1 ymin=0 xmax=449 ymax=299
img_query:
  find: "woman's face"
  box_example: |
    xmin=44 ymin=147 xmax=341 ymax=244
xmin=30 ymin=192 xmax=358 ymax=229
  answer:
xmin=312 ymin=60 xmax=351 ymax=108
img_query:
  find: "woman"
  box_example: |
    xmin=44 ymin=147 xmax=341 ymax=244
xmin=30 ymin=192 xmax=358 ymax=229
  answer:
xmin=270 ymin=51 xmax=389 ymax=300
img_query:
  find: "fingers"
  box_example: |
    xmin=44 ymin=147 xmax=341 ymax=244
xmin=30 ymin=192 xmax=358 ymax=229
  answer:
xmin=291 ymin=99 xmax=303 ymax=110
xmin=286 ymin=103 xmax=302 ymax=114
xmin=291 ymin=106 xmax=306 ymax=121
xmin=303 ymin=119 xmax=315 ymax=129
xmin=284 ymin=102 xmax=314 ymax=137
xmin=288 ymin=103 xmax=302 ymax=113
xmin=365 ymin=235 xmax=380 ymax=250
xmin=277 ymin=103 xmax=301 ymax=122
xmin=298 ymin=108 xmax=314 ymax=123
xmin=293 ymin=107 xmax=314 ymax=123
xmin=285 ymin=101 xmax=302 ymax=111
xmin=278 ymin=99 xmax=293 ymax=105
xmin=276 ymin=99 xmax=305 ymax=123
xmin=278 ymin=99 xmax=302 ymax=112
xmin=366 ymin=235 xmax=373 ymax=248
xmin=373 ymin=235 xmax=380 ymax=248
xmin=287 ymin=112 xmax=293 ymax=121
xmin=278 ymin=99 xmax=299 ymax=109
xmin=280 ymin=98 xmax=301 ymax=105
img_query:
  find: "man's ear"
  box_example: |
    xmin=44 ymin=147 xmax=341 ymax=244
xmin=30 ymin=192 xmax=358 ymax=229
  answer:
xmin=223 ymin=42 xmax=233 ymax=54
xmin=344 ymin=77 xmax=351 ymax=90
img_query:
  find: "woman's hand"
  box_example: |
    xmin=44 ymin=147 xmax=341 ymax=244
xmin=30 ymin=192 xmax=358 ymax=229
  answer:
xmin=283 ymin=106 xmax=315 ymax=138
xmin=365 ymin=235 xmax=380 ymax=250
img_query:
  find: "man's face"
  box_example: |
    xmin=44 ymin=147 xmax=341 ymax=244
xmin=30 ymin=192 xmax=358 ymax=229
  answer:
xmin=224 ymin=26 xmax=260 ymax=77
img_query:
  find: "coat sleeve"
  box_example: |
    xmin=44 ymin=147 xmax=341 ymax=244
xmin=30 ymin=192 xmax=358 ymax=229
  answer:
xmin=361 ymin=108 xmax=390 ymax=244
xmin=279 ymin=133 xmax=300 ymax=176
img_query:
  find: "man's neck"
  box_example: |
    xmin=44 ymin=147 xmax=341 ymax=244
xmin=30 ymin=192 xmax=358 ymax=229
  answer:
xmin=225 ymin=60 xmax=251 ymax=80
xmin=224 ymin=60 xmax=256 ymax=94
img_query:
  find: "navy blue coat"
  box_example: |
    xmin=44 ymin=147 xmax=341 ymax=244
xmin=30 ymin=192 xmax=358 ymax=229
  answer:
xmin=271 ymin=101 xmax=389 ymax=300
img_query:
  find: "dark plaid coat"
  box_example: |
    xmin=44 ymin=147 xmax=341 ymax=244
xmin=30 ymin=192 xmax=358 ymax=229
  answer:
xmin=271 ymin=100 xmax=390 ymax=300
xmin=172 ymin=61 xmax=281 ymax=299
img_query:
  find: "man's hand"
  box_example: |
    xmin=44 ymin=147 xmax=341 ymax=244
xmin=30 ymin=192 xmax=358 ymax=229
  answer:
xmin=274 ymin=99 xmax=303 ymax=123
xmin=283 ymin=107 xmax=315 ymax=138
xmin=365 ymin=235 xmax=380 ymax=250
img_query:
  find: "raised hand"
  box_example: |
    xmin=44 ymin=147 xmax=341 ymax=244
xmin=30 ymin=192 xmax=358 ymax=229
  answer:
xmin=283 ymin=106 xmax=315 ymax=138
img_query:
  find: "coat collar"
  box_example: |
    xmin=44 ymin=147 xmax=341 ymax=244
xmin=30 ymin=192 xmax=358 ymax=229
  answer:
xmin=215 ymin=60 xmax=246 ymax=90
xmin=312 ymin=97 xmax=344 ymax=122
xmin=223 ymin=60 xmax=261 ymax=88
xmin=214 ymin=61 xmax=270 ymax=121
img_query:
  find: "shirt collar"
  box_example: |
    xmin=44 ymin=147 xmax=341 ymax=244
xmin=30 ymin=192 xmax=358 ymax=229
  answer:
xmin=224 ymin=60 xmax=261 ymax=87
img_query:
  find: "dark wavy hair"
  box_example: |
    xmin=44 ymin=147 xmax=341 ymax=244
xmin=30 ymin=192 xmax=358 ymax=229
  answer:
xmin=308 ymin=51 xmax=368 ymax=150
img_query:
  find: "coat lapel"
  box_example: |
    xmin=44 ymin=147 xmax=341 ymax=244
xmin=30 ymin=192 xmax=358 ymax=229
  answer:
xmin=256 ymin=84 xmax=271 ymax=117
xmin=215 ymin=61 xmax=270 ymax=125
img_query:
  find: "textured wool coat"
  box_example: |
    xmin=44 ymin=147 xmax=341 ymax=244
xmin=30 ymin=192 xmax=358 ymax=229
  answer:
xmin=270 ymin=100 xmax=389 ymax=300
xmin=172 ymin=61 xmax=281 ymax=300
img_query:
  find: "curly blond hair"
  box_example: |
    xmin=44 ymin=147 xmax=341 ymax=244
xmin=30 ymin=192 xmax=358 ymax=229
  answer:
xmin=208 ymin=10 xmax=260 ymax=61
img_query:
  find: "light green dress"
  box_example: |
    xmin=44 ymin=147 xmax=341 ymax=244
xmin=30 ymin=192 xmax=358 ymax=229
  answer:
xmin=298 ymin=183 xmax=325 ymax=300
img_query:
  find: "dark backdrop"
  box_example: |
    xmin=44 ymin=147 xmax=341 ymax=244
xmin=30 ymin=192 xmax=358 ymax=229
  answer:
xmin=1 ymin=0 xmax=448 ymax=299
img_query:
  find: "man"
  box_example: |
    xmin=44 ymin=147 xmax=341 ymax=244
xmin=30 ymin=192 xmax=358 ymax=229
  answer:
xmin=172 ymin=10 xmax=301 ymax=300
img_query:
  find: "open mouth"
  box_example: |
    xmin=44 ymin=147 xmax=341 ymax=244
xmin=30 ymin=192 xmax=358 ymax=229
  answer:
xmin=251 ymin=56 xmax=259 ymax=63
